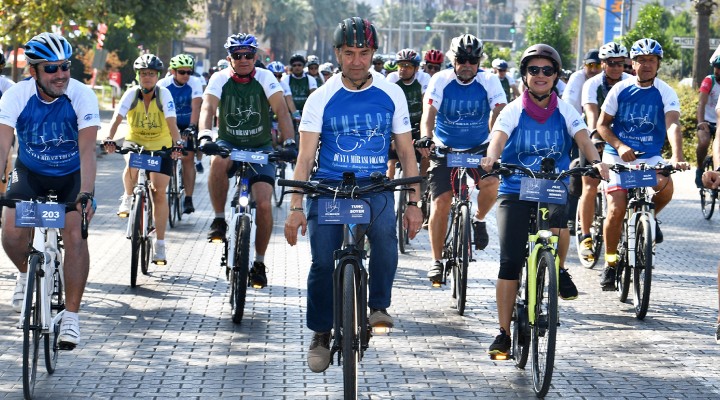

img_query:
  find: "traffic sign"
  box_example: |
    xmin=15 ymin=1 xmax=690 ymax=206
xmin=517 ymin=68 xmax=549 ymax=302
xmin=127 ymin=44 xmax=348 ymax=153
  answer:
xmin=673 ymin=37 xmax=720 ymax=49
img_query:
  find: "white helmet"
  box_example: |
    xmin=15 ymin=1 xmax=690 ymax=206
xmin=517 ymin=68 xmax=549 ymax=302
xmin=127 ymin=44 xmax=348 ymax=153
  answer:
xmin=598 ymin=42 xmax=628 ymax=60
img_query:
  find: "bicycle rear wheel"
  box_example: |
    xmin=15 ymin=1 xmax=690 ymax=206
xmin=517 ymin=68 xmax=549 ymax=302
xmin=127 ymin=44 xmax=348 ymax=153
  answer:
xmin=273 ymin=162 xmax=286 ymax=207
xmin=130 ymin=195 xmax=142 ymax=287
xmin=512 ymin=263 xmax=530 ymax=368
xmin=397 ymin=188 xmax=408 ymax=254
xmin=453 ymin=204 xmax=470 ymax=315
xmin=574 ymin=194 xmax=603 ymax=269
xmin=23 ymin=255 xmax=41 ymax=400
xmin=531 ymin=249 xmax=557 ymax=398
xmin=45 ymin=259 xmax=64 ymax=374
xmin=701 ymin=156 xmax=716 ymax=220
xmin=230 ymin=215 xmax=251 ymax=324
xmin=341 ymin=262 xmax=359 ymax=400
xmin=168 ymin=160 xmax=179 ymax=228
xmin=633 ymin=215 xmax=653 ymax=320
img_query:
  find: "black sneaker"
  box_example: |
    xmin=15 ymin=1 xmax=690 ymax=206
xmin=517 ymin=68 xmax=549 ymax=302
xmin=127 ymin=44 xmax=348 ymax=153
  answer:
xmin=427 ymin=261 xmax=444 ymax=282
xmin=473 ymin=220 xmax=489 ymax=250
xmin=655 ymin=220 xmax=663 ymax=244
xmin=196 ymin=161 xmax=204 ymax=174
xmin=249 ymin=261 xmax=268 ymax=288
xmin=488 ymin=328 xmax=511 ymax=356
xmin=207 ymin=218 xmax=227 ymax=242
xmin=600 ymin=265 xmax=616 ymax=291
xmin=307 ymin=331 xmax=331 ymax=373
xmin=696 ymin=168 xmax=704 ymax=188
xmin=183 ymin=197 xmax=195 ymax=214
xmin=558 ymin=269 xmax=578 ymax=300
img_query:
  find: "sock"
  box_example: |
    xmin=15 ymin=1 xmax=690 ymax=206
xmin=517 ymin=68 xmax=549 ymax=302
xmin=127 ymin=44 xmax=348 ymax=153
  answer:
xmin=63 ymin=311 xmax=79 ymax=322
xmin=155 ymin=239 xmax=165 ymax=246
xmin=473 ymin=216 xmax=484 ymax=223
xmin=215 ymin=213 xmax=225 ymax=219
xmin=255 ymin=254 xmax=265 ymax=263
xmin=433 ymin=259 xmax=443 ymax=264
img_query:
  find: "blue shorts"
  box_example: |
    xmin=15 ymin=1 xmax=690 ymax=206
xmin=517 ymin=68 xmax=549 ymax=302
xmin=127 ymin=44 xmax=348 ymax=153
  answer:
xmin=217 ymin=140 xmax=275 ymax=186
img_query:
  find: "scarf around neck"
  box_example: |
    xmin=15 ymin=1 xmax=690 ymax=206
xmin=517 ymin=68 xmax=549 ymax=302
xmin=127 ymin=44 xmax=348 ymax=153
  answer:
xmin=522 ymin=90 xmax=558 ymax=124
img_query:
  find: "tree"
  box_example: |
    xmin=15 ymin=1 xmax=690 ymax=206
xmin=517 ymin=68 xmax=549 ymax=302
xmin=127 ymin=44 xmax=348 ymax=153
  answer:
xmin=524 ymin=1 xmax=574 ymax=70
xmin=693 ymin=0 xmax=717 ymax=88
xmin=620 ymin=2 xmax=680 ymax=61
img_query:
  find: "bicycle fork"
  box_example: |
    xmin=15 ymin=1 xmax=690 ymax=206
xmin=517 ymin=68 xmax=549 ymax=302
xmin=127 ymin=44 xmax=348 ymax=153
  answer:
xmin=625 ymin=205 xmax=656 ymax=269
xmin=526 ymin=233 xmax=558 ymax=325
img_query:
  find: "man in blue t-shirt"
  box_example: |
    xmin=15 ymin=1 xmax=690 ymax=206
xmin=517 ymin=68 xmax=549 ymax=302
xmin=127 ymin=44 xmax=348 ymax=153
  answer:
xmin=283 ymin=17 xmax=422 ymax=374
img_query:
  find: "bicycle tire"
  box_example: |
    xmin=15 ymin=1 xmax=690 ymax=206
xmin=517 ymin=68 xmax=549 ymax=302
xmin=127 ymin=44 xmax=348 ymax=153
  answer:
xmin=168 ymin=161 xmax=179 ymax=228
xmin=397 ymin=189 xmax=408 ymax=254
xmin=23 ymin=255 xmax=41 ymax=400
xmin=130 ymin=195 xmax=142 ymax=287
xmin=44 ymin=258 xmax=63 ymax=374
xmin=531 ymin=249 xmax=557 ymax=398
xmin=141 ymin=196 xmax=152 ymax=275
xmin=176 ymin=161 xmax=184 ymax=222
xmin=341 ymin=262 xmax=359 ymax=400
xmin=453 ymin=204 xmax=470 ymax=315
xmin=616 ymin=222 xmax=631 ymax=302
xmin=274 ymin=162 xmax=286 ymax=207
xmin=701 ymin=156 xmax=716 ymax=220
xmin=230 ymin=215 xmax=251 ymax=324
xmin=633 ymin=215 xmax=653 ymax=320
xmin=512 ymin=263 xmax=530 ymax=369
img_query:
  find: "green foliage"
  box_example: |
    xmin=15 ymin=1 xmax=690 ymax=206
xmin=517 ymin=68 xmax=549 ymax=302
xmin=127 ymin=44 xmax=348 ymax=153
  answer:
xmin=671 ymin=81 xmax=701 ymax=164
xmin=482 ymin=43 xmax=511 ymax=68
xmin=621 ymin=2 xmax=680 ymax=61
xmin=524 ymin=1 xmax=573 ymax=69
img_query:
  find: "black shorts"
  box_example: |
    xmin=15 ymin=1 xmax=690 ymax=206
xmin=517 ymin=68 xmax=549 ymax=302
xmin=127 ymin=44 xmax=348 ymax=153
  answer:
xmin=122 ymin=143 xmax=173 ymax=177
xmin=5 ymin=159 xmax=82 ymax=206
xmin=387 ymin=147 xmax=422 ymax=164
xmin=427 ymin=153 xmax=486 ymax=199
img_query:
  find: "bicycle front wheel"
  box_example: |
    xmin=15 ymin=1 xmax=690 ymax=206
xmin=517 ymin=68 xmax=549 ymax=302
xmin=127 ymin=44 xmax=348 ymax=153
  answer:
xmin=141 ymin=196 xmax=153 ymax=274
xmin=230 ymin=215 xmax=251 ymax=324
xmin=453 ymin=204 xmax=471 ymax=315
xmin=397 ymin=188 xmax=408 ymax=254
xmin=274 ymin=162 xmax=286 ymax=207
xmin=531 ymin=249 xmax=558 ymax=398
xmin=168 ymin=161 xmax=179 ymax=228
xmin=701 ymin=156 xmax=716 ymax=220
xmin=341 ymin=262 xmax=359 ymax=400
xmin=44 ymin=260 xmax=63 ymax=374
xmin=130 ymin=195 xmax=142 ymax=287
xmin=633 ymin=215 xmax=653 ymax=320
xmin=23 ymin=255 xmax=41 ymax=399
xmin=512 ymin=263 xmax=530 ymax=369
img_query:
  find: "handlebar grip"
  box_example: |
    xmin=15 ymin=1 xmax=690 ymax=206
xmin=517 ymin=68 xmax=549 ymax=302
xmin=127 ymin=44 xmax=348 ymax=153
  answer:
xmin=277 ymin=179 xmax=312 ymax=189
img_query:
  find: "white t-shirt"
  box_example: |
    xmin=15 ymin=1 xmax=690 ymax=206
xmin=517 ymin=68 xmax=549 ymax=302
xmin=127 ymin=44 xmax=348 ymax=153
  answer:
xmin=581 ymin=72 xmax=632 ymax=107
xmin=0 ymin=75 xmax=14 ymax=97
xmin=385 ymin=70 xmax=431 ymax=93
xmin=562 ymin=70 xmax=589 ymax=113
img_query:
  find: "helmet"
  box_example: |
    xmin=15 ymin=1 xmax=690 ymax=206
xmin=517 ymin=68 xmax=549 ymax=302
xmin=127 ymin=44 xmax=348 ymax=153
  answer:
xmin=630 ymin=38 xmax=663 ymax=60
xmin=333 ymin=17 xmax=378 ymax=49
xmin=450 ymin=34 xmax=483 ymax=58
xmin=289 ymin=54 xmax=306 ymax=66
xmin=520 ymin=43 xmax=562 ymax=74
xmin=373 ymin=55 xmax=384 ymax=64
xmin=492 ymin=58 xmax=509 ymax=70
xmin=267 ymin=61 xmax=285 ymax=74
xmin=711 ymin=55 xmax=720 ymax=68
xmin=306 ymin=55 xmax=320 ymax=66
xmin=169 ymin=54 xmax=194 ymax=70
xmin=383 ymin=60 xmax=398 ymax=72
xmin=224 ymin=33 xmax=258 ymax=54
xmin=396 ymin=49 xmax=419 ymax=66
xmin=598 ymin=42 xmax=628 ymax=60
xmin=134 ymin=54 xmax=164 ymax=72
xmin=424 ymin=49 xmax=444 ymax=64
xmin=24 ymin=32 xmax=72 ymax=64
xmin=217 ymin=59 xmax=230 ymax=70
xmin=320 ymin=62 xmax=334 ymax=74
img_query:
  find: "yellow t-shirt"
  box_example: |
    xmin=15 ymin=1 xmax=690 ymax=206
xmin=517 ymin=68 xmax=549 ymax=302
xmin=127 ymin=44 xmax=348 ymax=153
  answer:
xmin=125 ymin=93 xmax=172 ymax=151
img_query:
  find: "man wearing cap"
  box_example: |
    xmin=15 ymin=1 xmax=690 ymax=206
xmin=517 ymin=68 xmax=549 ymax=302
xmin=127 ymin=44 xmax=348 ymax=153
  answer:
xmin=563 ymin=49 xmax=602 ymax=114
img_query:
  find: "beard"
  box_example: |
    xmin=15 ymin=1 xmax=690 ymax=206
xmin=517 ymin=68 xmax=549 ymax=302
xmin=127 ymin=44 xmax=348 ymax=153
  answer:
xmin=37 ymin=76 xmax=68 ymax=98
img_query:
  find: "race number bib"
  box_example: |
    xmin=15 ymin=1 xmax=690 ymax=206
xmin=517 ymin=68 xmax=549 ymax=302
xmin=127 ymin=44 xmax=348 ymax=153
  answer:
xmin=618 ymin=170 xmax=657 ymax=189
xmin=447 ymin=153 xmax=482 ymax=168
xmin=318 ymin=199 xmax=370 ymax=224
xmin=15 ymin=202 xmax=65 ymax=228
xmin=519 ymin=177 xmax=567 ymax=205
xmin=231 ymin=150 xmax=268 ymax=164
xmin=129 ymin=153 xmax=162 ymax=172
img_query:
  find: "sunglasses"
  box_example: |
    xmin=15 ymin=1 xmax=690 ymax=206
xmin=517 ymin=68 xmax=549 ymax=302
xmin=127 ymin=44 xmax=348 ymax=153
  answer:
xmin=175 ymin=70 xmax=193 ymax=75
xmin=274 ymin=74 xmax=283 ymax=79
xmin=527 ymin=65 xmax=556 ymax=77
xmin=291 ymin=63 xmax=304 ymax=67
xmin=42 ymin=61 xmax=71 ymax=74
xmin=585 ymin=62 xmax=601 ymax=69
xmin=425 ymin=64 xmax=440 ymax=71
xmin=605 ymin=60 xmax=624 ymax=67
xmin=230 ymin=52 xmax=255 ymax=60
xmin=456 ymin=56 xmax=479 ymax=65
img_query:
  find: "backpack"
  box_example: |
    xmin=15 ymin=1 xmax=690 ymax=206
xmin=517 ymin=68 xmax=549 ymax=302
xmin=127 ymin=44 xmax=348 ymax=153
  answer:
xmin=129 ymin=87 xmax=163 ymax=113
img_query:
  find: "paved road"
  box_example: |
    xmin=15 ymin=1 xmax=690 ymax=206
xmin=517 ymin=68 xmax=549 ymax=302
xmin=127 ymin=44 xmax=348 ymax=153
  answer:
xmin=0 ymin=130 xmax=718 ymax=398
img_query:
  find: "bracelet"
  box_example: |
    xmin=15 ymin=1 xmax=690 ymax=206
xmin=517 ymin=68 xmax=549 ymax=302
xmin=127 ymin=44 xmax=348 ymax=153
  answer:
xmin=590 ymin=160 xmax=602 ymax=165
xmin=406 ymin=201 xmax=419 ymax=207
xmin=289 ymin=207 xmax=304 ymax=212
xmin=698 ymin=121 xmax=709 ymax=126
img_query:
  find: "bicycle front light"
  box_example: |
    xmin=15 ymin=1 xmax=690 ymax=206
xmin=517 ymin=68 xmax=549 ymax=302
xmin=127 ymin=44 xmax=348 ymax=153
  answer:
xmin=239 ymin=196 xmax=250 ymax=207
xmin=538 ymin=230 xmax=553 ymax=240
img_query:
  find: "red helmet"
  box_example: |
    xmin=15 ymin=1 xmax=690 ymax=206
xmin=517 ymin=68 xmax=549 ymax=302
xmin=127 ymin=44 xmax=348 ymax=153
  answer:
xmin=425 ymin=49 xmax=444 ymax=64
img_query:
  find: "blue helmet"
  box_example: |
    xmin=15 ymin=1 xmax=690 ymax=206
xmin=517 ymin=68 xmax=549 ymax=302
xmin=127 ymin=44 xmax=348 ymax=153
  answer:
xmin=224 ymin=33 xmax=258 ymax=54
xmin=24 ymin=32 xmax=72 ymax=64
xmin=630 ymin=38 xmax=663 ymax=60
xmin=267 ymin=61 xmax=285 ymax=73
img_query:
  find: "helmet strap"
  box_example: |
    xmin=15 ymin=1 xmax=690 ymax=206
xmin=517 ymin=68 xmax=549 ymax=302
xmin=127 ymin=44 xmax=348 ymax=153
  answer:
xmin=141 ymin=86 xmax=155 ymax=95
xmin=342 ymin=73 xmax=371 ymax=90
xmin=231 ymin=67 xmax=256 ymax=84
xmin=636 ymin=72 xmax=657 ymax=86
xmin=528 ymin=89 xmax=551 ymax=102
xmin=454 ymin=68 xmax=474 ymax=84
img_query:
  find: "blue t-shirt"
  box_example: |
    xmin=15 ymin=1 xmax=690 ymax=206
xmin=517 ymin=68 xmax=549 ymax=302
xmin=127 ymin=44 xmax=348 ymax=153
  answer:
xmin=158 ymin=75 xmax=202 ymax=129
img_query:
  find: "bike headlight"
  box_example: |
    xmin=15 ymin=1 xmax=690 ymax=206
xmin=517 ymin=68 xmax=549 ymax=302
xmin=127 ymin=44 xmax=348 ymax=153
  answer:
xmin=239 ymin=196 xmax=250 ymax=207
xmin=538 ymin=230 xmax=553 ymax=240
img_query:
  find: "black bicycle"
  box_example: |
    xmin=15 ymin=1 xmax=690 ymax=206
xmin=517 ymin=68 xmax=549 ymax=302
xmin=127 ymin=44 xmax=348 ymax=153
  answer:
xmin=279 ymin=172 xmax=421 ymax=399
xmin=700 ymin=156 xmax=717 ymax=220
xmin=574 ymin=186 xmax=605 ymax=268
xmin=167 ymin=158 xmax=184 ymax=228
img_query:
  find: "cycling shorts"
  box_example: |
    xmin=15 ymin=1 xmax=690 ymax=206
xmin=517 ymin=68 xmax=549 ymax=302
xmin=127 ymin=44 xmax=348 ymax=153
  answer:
xmin=217 ymin=140 xmax=275 ymax=186
xmin=123 ymin=141 xmax=173 ymax=177
xmin=427 ymin=151 xmax=486 ymax=199
xmin=6 ymin=159 xmax=81 ymax=207
xmin=602 ymin=153 xmax=665 ymax=193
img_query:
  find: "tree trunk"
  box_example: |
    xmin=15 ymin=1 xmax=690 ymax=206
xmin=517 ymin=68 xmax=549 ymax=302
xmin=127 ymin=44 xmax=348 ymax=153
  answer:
xmin=208 ymin=0 xmax=231 ymax=66
xmin=694 ymin=1 xmax=716 ymax=89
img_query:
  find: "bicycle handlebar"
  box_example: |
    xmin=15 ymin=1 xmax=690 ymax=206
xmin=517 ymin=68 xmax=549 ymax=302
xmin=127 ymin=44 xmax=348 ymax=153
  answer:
xmin=278 ymin=175 xmax=423 ymax=199
xmin=484 ymin=161 xmax=602 ymax=181
xmin=112 ymin=144 xmax=188 ymax=157
xmin=0 ymin=197 xmax=90 ymax=238
xmin=608 ymin=162 xmax=680 ymax=176
xmin=196 ymin=137 xmax=297 ymax=162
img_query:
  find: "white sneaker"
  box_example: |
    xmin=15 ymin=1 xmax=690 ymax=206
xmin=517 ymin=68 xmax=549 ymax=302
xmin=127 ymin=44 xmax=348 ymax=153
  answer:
xmin=58 ymin=316 xmax=80 ymax=350
xmin=117 ymin=195 xmax=132 ymax=217
xmin=11 ymin=273 xmax=26 ymax=313
xmin=153 ymin=241 xmax=166 ymax=264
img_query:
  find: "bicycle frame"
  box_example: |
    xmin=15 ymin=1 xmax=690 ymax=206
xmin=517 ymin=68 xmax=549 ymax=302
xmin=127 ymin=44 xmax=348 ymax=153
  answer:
xmin=525 ymin=204 xmax=559 ymax=325
xmin=224 ymin=162 xmax=255 ymax=270
xmin=624 ymin=186 xmax=656 ymax=270
xmin=125 ymin=168 xmax=151 ymax=240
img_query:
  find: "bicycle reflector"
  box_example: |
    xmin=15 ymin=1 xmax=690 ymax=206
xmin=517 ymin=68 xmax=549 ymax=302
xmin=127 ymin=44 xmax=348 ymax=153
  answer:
xmin=490 ymin=353 xmax=509 ymax=361
xmin=371 ymin=324 xmax=392 ymax=335
xmin=432 ymin=281 xmax=442 ymax=288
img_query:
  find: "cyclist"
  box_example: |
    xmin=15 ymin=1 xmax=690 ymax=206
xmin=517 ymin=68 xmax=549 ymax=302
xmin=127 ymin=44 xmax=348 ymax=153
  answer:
xmin=700 ymin=153 xmax=720 ymax=343
xmin=597 ymin=38 xmax=689 ymax=290
xmin=383 ymin=59 xmax=398 ymax=75
xmin=200 ymin=33 xmax=295 ymax=289
xmin=424 ymin=49 xmax=444 ymax=76
xmin=282 ymin=54 xmax=318 ymax=117
xmin=695 ymin=55 xmax=720 ymax=187
xmin=371 ymin=54 xmax=386 ymax=75
xmin=492 ymin=58 xmax=520 ymax=102
xmin=0 ymin=53 xmax=16 ymax=204
xmin=105 ymin=54 xmax=182 ymax=264
xmin=417 ymin=34 xmax=506 ymax=282
xmin=480 ymin=44 xmax=608 ymax=357
xmin=283 ymin=17 xmax=422 ymax=373
xmin=0 ymin=32 xmax=100 ymax=349
xmin=319 ymin=62 xmax=335 ymax=81
xmin=306 ymin=55 xmax=324 ymax=87
xmin=577 ymin=41 xmax=632 ymax=261
xmin=562 ymin=49 xmax=601 ymax=114
xmin=158 ymin=54 xmax=203 ymax=214
xmin=267 ymin=60 xmax=299 ymax=145
xmin=385 ymin=49 xmax=430 ymax=179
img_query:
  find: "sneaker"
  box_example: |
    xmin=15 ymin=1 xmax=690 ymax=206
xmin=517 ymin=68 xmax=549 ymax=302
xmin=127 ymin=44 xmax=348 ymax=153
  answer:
xmin=369 ymin=308 xmax=394 ymax=328
xmin=716 ymin=323 xmax=720 ymax=344
xmin=655 ymin=220 xmax=663 ymax=244
xmin=196 ymin=161 xmax=204 ymax=174
xmin=207 ymin=218 xmax=227 ymax=242
xmin=600 ymin=265 xmax=616 ymax=291
xmin=249 ymin=261 xmax=267 ymax=289
xmin=183 ymin=197 xmax=195 ymax=214
xmin=427 ymin=261 xmax=444 ymax=282
xmin=580 ymin=235 xmax=594 ymax=260
xmin=58 ymin=317 xmax=80 ymax=350
xmin=117 ymin=194 xmax=132 ymax=217
xmin=152 ymin=241 xmax=167 ymax=264
xmin=558 ymin=269 xmax=578 ymax=300
xmin=488 ymin=328 xmax=511 ymax=356
xmin=307 ymin=331 xmax=331 ymax=373
xmin=11 ymin=273 xmax=26 ymax=313
xmin=696 ymin=168 xmax=704 ymax=188
xmin=473 ymin=220 xmax=489 ymax=250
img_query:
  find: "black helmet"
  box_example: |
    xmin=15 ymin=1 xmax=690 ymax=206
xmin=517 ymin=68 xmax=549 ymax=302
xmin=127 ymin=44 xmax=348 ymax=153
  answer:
xmin=372 ymin=55 xmax=384 ymax=64
xmin=333 ymin=17 xmax=378 ymax=49
xmin=134 ymin=54 xmax=164 ymax=71
xmin=451 ymin=34 xmax=483 ymax=58
xmin=289 ymin=54 xmax=306 ymax=66
xmin=520 ymin=44 xmax=562 ymax=86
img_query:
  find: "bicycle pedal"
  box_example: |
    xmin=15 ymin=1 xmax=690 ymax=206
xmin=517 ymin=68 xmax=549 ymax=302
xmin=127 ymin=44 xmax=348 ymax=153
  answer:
xmin=117 ymin=212 xmax=129 ymax=218
xmin=371 ymin=324 xmax=392 ymax=335
xmin=251 ymin=283 xmax=265 ymax=289
xmin=431 ymin=280 xmax=443 ymax=288
xmin=208 ymin=237 xmax=226 ymax=244
xmin=489 ymin=352 xmax=510 ymax=361
xmin=58 ymin=342 xmax=76 ymax=351
xmin=153 ymin=260 xmax=167 ymax=266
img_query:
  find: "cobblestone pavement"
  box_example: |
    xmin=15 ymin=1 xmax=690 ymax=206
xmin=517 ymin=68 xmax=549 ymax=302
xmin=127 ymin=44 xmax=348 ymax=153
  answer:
xmin=0 ymin=128 xmax=718 ymax=398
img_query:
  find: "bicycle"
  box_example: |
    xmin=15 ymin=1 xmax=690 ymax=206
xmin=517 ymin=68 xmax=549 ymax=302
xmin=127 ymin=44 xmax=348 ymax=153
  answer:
xmin=700 ymin=155 xmax=716 ymax=220
xmin=273 ymin=157 xmax=289 ymax=207
xmin=395 ymin=137 xmax=430 ymax=254
xmin=573 ymin=182 xmax=606 ymax=268
xmin=609 ymin=162 xmax=679 ymax=320
xmin=486 ymin=158 xmax=600 ymax=398
xmin=278 ymin=172 xmax=422 ymax=399
xmin=167 ymin=158 xmax=184 ymax=228
xmin=198 ymin=138 xmax=296 ymax=323
xmin=1 ymin=194 xmax=90 ymax=399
